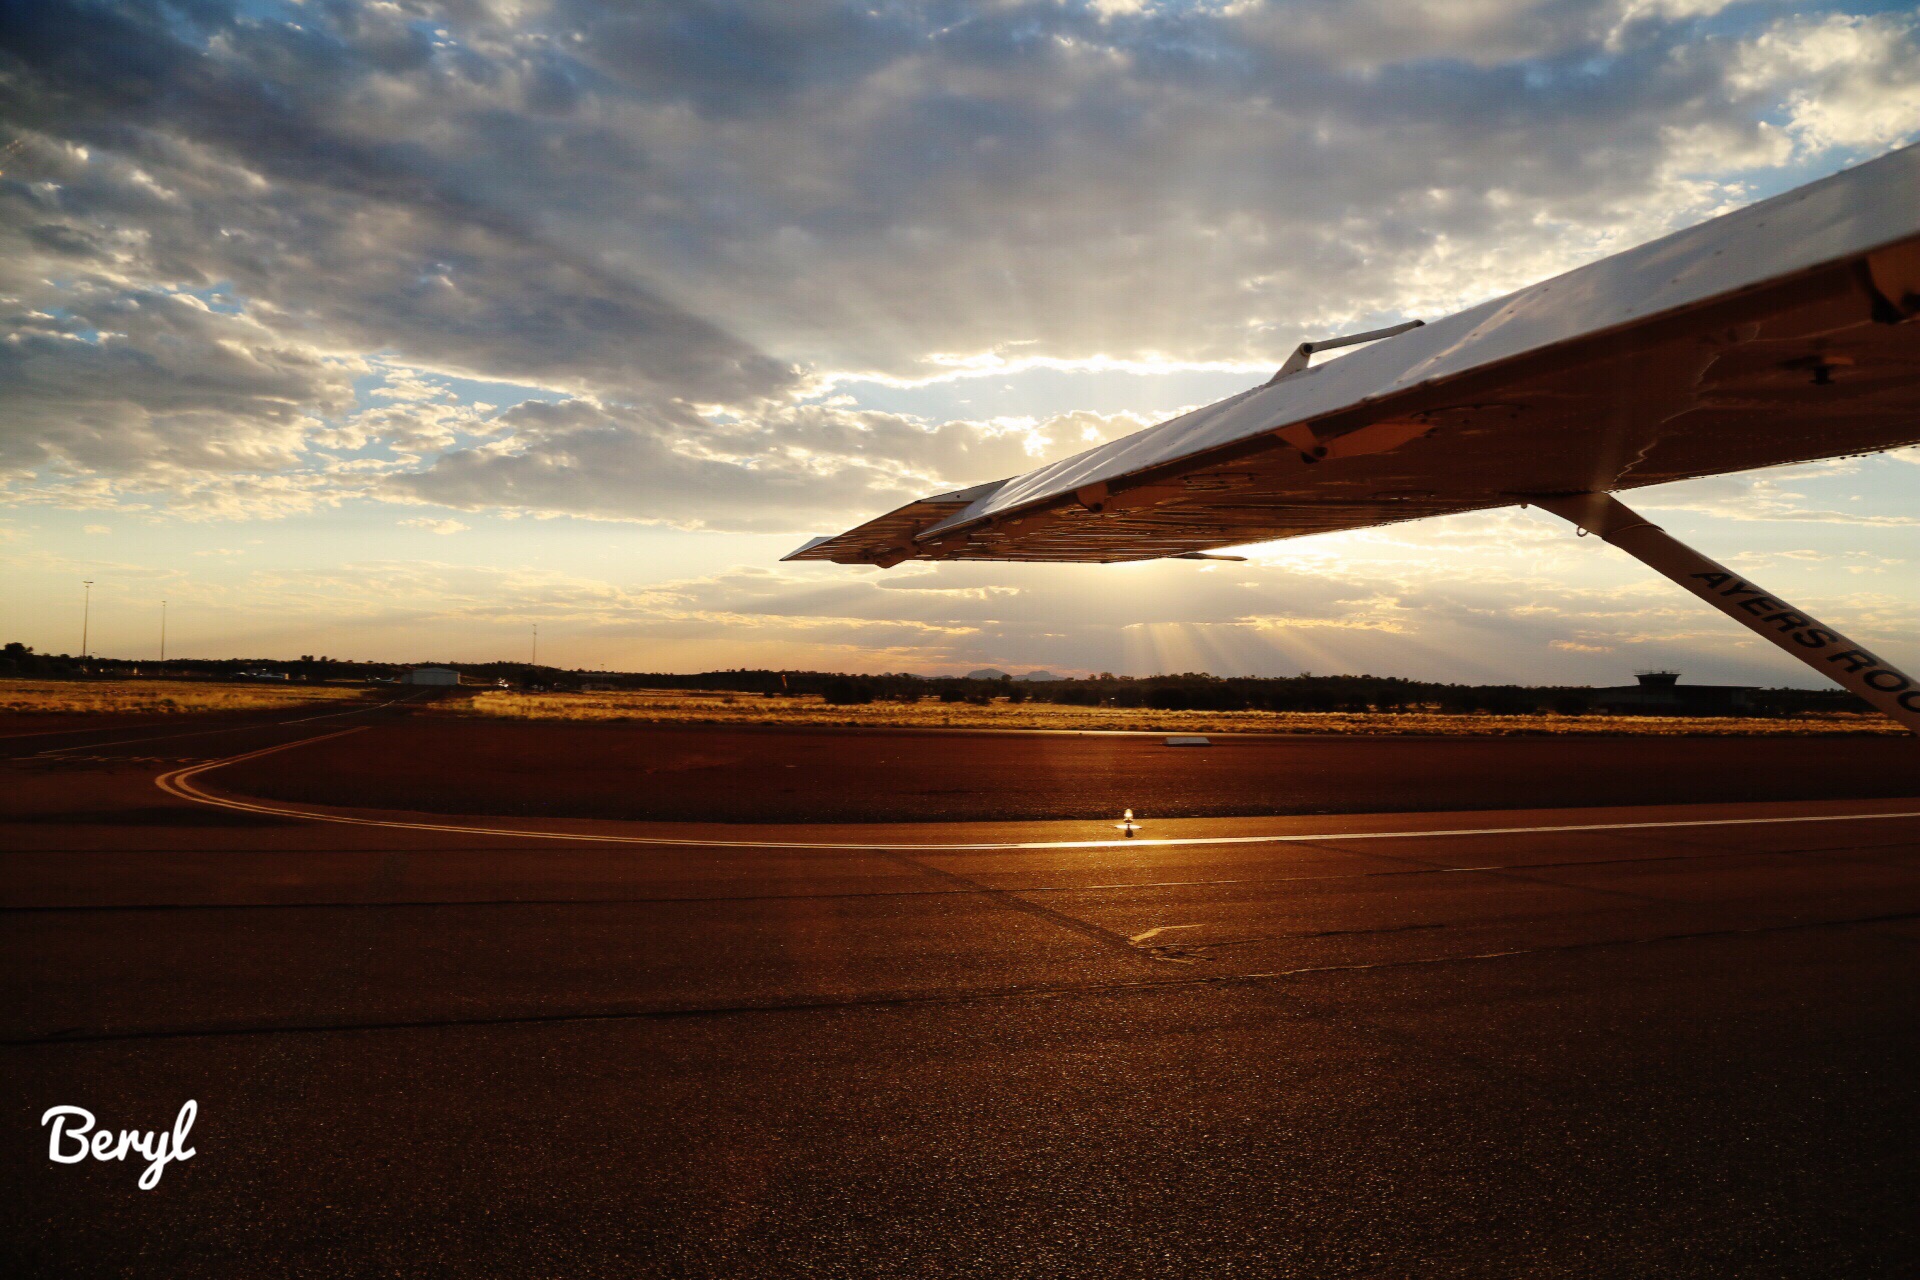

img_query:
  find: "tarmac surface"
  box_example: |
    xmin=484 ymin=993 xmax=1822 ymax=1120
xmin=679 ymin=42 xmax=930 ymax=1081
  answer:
xmin=4 ymin=701 xmax=1919 ymax=1276
xmin=220 ymin=713 xmax=1920 ymax=823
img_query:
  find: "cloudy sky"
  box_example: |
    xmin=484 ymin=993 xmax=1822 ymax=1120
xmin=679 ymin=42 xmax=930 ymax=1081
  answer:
xmin=2 ymin=0 xmax=1916 ymax=682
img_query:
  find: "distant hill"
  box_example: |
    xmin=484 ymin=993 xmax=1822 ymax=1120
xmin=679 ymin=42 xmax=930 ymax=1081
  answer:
xmin=966 ymin=668 xmax=1010 ymax=680
xmin=1015 ymin=671 xmax=1058 ymax=682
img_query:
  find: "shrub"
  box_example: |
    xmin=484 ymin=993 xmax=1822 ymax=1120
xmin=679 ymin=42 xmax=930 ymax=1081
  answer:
xmin=822 ymin=679 xmax=874 ymax=705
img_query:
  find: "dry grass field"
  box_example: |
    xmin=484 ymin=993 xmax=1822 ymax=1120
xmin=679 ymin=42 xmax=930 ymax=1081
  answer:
xmin=451 ymin=687 xmax=1901 ymax=736
xmin=0 ymin=678 xmax=369 ymax=717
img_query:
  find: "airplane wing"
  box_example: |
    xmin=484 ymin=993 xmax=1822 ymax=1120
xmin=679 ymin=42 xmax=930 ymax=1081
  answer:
xmin=786 ymin=142 xmax=1920 ymax=567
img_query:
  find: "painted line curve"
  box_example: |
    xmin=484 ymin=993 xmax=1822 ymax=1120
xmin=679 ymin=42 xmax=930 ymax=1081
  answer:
xmin=154 ymin=726 xmax=1920 ymax=851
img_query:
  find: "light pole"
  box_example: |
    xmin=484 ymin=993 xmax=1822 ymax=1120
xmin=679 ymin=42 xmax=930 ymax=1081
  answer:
xmin=160 ymin=599 xmax=167 ymax=664
xmin=530 ymin=624 xmax=538 ymax=667
xmin=81 ymin=580 xmax=94 ymax=660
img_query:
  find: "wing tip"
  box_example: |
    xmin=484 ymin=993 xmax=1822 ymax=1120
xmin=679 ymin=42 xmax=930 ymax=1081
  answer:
xmin=780 ymin=535 xmax=837 ymax=562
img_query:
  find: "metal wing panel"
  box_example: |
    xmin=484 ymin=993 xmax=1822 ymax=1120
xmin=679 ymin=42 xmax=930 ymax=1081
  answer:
xmin=788 ymin=143 xmax=1920 ymax=567
xmin=920 ymin=141 xmax=1920 ymax=539
xmin=781 ymin=479 xmax=1010 ymax=564
xmin=903 ymin=265 xmax=1920 ymax=563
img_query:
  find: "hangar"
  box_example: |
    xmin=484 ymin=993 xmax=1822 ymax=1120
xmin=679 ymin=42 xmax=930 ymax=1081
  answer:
xmin=1591 ymin=671 xmax=1757 ymax=717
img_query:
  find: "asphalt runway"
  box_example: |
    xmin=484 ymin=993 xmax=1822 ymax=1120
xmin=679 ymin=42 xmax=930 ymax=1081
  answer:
xmin=4 ymin=706 xmax=1919 ymax=1277
xmin=216 ymin=715 xmax=1920 ymax=823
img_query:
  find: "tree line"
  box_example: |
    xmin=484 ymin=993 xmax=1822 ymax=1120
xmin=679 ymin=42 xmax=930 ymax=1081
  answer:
xmin=1 ymin=644 xmax=1865 ymax=716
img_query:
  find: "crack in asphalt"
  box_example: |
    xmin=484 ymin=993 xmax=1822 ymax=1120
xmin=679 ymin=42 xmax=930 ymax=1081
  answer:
xmin=881 ymin=850 xmax=1153 ymax=959
xmin=8 ymin=908 xmax=1915 ymax=1049
xmin=3 ymin=845 xmax=1910 ymax=913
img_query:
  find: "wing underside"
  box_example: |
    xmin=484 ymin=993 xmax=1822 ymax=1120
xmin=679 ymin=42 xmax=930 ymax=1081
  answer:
xmin=788 ymin=146 xmax=1920 ymax=567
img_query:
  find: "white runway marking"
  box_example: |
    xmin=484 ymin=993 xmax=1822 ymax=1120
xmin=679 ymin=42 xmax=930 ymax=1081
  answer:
xmin=153 ymin=725 xmax=1920 ymax=851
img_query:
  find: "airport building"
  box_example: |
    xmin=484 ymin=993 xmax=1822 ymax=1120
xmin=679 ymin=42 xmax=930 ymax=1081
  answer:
xmin=399 ymin=667 xmax=460 ymax=687
xmin=1591 ymin=671 xmax=1756 ymax=716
